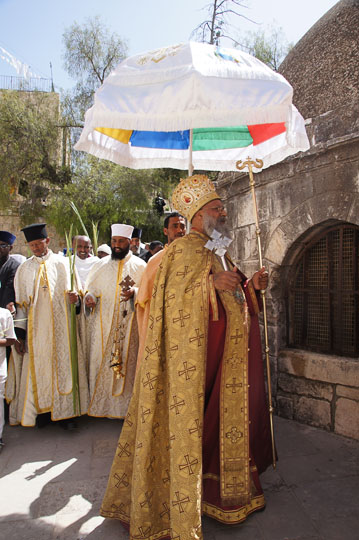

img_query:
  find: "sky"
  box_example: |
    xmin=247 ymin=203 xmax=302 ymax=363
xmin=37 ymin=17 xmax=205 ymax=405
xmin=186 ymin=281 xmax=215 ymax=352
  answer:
xmin=0 ymin=0 xmax=339 ymax=92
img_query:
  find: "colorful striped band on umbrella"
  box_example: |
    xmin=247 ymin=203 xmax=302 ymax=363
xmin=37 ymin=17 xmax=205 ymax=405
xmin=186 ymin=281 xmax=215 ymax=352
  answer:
xmin=95 ymin=123 xmax=286 ymax=152
xmin=79 ymin=113 xmax=306 ymax=172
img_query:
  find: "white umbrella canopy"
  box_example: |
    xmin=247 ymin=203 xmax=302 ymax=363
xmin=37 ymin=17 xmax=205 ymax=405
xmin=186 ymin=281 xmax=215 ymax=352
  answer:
xmin=75 ymin=42 xmax=309 ymax=171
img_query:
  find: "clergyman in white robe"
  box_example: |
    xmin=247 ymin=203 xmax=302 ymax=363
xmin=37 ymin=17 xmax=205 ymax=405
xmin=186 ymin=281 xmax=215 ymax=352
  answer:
xmin=7 ymin=225 xmax=89 ymax=426
xmin=84 ymin=224 xmax=146 ymax=418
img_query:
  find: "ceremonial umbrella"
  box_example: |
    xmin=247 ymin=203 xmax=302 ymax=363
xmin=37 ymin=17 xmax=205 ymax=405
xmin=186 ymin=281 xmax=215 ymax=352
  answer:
xmin=75 ymin=42 xmax=309 ymax=174
xmin=75 ymin=42 xmax=310 ymax=465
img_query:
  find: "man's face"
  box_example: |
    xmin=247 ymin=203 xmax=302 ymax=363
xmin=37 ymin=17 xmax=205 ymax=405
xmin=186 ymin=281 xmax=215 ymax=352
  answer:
xmin=200 ymin=199 xmax=230 ymax=237
xmin=28 ymin=237 xmax=50 ymax=257
xmin=164 ymin=217 xmax=186 ymax=244
xmin=74 ymin=236 xmax=91 ymax=260
xmin=97 ymin=250 xmax=109 ymax=259
xmin=130 ymin=238 xmax=140 ymax=254
xmin=0 ymin=241 xmax=12 ymax=262
xmin=111 ymin=236 xmax=130 ymax=260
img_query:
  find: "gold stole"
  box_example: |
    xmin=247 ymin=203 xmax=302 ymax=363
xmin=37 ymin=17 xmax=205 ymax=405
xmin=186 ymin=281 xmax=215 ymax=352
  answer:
xmin=103 ymin=259 xmax=134 ymax=397
xmin=212 ymin=256 xmax=251 ymax=505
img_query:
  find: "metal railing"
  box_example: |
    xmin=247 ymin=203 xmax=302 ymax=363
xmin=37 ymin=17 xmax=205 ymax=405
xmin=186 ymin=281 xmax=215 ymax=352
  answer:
xmin=0 ymin=74 xmax=53 ymax=92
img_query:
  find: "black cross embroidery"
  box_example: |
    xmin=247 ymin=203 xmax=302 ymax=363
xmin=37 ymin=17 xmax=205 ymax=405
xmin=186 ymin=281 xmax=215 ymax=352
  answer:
xmin=230 ymin=328 xmax=243 ymax=344
xmin=188 ymin=418 xmax=202 ymax=438
xmin=168 ymin=246 xmax=183 ymax=261
xmin=141 ymin=406 xmax=151 ymax=423
xmin=170 ymin=395 xmax=185 ymax=415
xmin=162 ymin=469 xmax=170 ymax=484
xmin=160 ymin=501 xmax=170 ymax=518
xmin=178 ymin=454 xmax=199 ymax=475
xmin=114 ymin=472 xmax=129 ymax=488
xmin=142 ymin=372 xmax=158 ymax=390
xmin=178 ymin=361 xmax=196 ymax=380
xmin=172 ymin=491 xmax=190 ymax=513
xmin=173 ymin=309 xmax=190 ymax=327
xmin=189 ymin=328 xmax=205 ymax=347
xmin=164 ymin=292 xmax=175 ymax=308
xmin=117 ymin=442 xmax=131 ymax=457
xmin=176 ymin=266 xmax=190 ymax=278
xmin=133 ymin=526 xmax=151 ymax=539
xmin=146 ymin=456 xmax=155 ymax=473
xmin=185 ymin=281 xmax=200 ymax=296
xmin=225 ymin=378 xmax=243 ymax=393
xmin=139 ymin=491 xmax=153 ymax=508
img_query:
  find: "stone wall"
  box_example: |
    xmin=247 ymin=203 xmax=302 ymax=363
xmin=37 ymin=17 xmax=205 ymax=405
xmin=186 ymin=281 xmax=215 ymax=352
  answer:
xmin=0 ymin=207 xmax=66 ymax=256
xmin=217 ymin=104 xmax=359 ymax=440
xmin=278 ymin=349 xmax=359 ymax=439
xmin=279 ymin=0 xmax=359 ymax=120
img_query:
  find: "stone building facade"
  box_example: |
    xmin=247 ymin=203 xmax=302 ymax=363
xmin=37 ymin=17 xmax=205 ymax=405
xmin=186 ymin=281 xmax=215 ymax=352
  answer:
xmin=218 ymin=0 xmax=359 ymax=439
xmin=0 ymin=206 xmax=65 ymax=256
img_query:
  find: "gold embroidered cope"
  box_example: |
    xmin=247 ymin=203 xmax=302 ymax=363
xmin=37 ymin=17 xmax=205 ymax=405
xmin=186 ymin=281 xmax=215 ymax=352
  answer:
xmin=101 ymin=232 xmax=254 ymax=540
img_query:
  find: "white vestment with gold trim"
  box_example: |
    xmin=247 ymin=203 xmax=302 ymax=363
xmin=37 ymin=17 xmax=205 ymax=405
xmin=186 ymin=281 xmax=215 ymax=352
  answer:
xmin=7 ymin=250 xmax=89 ymax=426
xmin=84 ymin=251 xmax=146 ymax=418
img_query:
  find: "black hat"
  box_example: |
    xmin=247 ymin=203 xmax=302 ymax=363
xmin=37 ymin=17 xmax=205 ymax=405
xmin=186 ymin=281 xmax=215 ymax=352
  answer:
xmin=132 ymin=228 xmax=142 ymax=239
xmin=21 ymin=223 xmax=48 ymax=242
xmin=149 ymin=241 xmax=163 ymax=251
xmin=0 ymin=231 xmax=16 ymax=245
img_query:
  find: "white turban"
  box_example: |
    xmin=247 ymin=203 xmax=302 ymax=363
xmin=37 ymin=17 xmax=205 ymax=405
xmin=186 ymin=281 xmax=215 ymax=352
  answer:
xmin=111 ymin=224 xmax=134 ymax=239
xmin=97 ymin=243 xmax=111 ymax=255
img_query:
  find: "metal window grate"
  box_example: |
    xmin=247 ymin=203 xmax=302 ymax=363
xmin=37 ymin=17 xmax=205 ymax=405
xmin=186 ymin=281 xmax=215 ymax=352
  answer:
xmin=289 ymin=225 xmax=359 ymax=356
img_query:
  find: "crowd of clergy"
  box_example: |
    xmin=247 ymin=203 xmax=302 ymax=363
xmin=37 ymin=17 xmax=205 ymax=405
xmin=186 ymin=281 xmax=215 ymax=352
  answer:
xmin=0 ymin=213 xmax=185 ymax=442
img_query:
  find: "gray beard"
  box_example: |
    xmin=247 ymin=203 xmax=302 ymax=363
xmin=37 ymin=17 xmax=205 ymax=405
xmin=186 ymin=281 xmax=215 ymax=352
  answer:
xmin=202 ymin=214 xmax=232 ymax=238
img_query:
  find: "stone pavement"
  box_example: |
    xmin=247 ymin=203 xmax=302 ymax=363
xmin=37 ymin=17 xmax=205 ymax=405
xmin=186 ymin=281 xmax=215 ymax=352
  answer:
xmin=0 ymin=415 xmax=358 ymax=540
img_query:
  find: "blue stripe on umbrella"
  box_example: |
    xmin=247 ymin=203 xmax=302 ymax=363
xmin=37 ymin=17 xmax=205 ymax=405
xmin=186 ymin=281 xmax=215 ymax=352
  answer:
xmin=130 ymin=130 xmax=190 ymax=150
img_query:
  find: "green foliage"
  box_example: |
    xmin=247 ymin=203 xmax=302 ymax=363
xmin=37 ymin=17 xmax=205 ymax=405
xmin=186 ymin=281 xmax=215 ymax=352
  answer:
xmin=62 ymin=16 xmax=127 ymax=122
xmin=46 ymin=157 xmax=180 ymax=244
xmin=63 ymin=15 xmax=127 ymax=86
xmin=240 ymin=26 xmax=293 ymax=71
xmin=60 ymin=15 xmax=130 ymax=181
xmin=0 ymin=90 xmax=71 ymax=222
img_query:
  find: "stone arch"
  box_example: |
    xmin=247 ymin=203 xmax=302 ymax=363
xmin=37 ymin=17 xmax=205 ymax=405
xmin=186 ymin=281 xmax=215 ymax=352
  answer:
xmin=262 ymin=186 xmax=358 ymax=347
xmin=274 ymin=217 xmax=359 ymax=438
xmin=282 ymin=220 xmax=359 ymax=353
xmin=264 ymin=192 xmax=359 ymax=268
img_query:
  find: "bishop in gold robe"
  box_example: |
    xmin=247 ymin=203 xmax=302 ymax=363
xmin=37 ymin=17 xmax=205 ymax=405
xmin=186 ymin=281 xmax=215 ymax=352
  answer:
xmin=101 ymin=177 xmax=272 ymax=540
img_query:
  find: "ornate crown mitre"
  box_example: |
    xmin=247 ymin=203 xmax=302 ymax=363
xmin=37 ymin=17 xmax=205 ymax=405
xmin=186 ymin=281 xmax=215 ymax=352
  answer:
xmin=171 ymin=175 xmax=220 ymax=221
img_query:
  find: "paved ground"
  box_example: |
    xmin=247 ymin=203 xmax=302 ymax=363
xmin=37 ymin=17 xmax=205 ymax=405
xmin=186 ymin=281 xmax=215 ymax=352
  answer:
xmin=0 ymin=415 xmax=358 ymax=540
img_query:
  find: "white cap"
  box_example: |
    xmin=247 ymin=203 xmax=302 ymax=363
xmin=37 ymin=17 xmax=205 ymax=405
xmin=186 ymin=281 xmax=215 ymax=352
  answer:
xmin=97 ymin=243 xmax=111 ymax=255
xmin=111 ymin=224 xmax=134 ymax=239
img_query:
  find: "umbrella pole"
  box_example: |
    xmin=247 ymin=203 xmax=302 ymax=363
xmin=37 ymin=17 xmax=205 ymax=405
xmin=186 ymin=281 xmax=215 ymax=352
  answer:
xmin=184 ymin=129 xmax=194 ymax=234
xmin=236 ymin=158 xmax=276 ymax=469
xmin=188 ymin=129 xmax=194 ymax=177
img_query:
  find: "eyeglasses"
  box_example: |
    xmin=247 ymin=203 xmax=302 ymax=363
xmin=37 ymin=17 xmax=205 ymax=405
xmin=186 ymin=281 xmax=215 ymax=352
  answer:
xmin=205 ymin=205 xmax=226 ymax=214
xmin=0 ymin=244 xmax=11 ymax=249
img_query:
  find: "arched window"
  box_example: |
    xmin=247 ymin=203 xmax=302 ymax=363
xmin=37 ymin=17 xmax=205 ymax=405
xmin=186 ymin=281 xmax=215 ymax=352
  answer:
xmin=288 ymin=224 xmax=359 ymax=356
